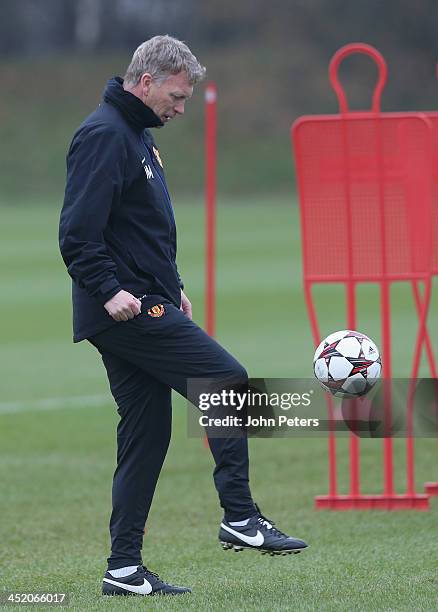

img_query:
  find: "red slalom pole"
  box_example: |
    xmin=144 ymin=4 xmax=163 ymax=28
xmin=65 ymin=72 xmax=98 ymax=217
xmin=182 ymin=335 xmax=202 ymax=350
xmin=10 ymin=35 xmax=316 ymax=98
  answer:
xmin=203 ymin=82 xmax=217 ymax=450
xmin=205 ymin=82 xmax=217 ymax=338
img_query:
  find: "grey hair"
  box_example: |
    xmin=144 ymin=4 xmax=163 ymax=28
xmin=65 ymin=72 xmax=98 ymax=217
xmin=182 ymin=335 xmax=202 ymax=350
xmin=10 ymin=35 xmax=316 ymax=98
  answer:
xmin=124 ymin=35 xmax=206 ymax=87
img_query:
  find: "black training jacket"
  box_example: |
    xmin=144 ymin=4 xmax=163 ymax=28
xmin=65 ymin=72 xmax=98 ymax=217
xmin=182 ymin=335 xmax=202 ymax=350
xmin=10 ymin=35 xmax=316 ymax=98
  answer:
xmin=59 ymin=77 xmax=183 ymax=342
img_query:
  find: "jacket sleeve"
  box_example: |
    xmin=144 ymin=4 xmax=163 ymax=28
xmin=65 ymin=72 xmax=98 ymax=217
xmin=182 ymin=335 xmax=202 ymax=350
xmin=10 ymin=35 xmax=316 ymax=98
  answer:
xmin=176 ymin=267 xmax=184 ymax=290
xmin=59 ymin=125 xmax=126 ymax=305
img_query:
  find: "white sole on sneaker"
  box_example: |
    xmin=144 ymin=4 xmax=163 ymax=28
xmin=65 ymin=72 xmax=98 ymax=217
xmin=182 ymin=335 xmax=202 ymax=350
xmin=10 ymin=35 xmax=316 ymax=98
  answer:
xmin=220 ymin=541 xmax=306 ymax=556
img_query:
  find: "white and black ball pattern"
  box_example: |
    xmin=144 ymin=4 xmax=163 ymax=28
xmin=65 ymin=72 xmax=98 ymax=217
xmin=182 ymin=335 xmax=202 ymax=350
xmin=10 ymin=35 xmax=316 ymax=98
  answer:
xmin=313 ymin=330 xmax=382 ymax=397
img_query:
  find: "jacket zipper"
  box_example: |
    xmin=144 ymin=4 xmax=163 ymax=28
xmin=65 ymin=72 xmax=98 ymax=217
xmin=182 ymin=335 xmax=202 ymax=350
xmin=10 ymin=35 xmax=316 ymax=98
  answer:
xmin=141 ymin=137 xmax=175 ymax=225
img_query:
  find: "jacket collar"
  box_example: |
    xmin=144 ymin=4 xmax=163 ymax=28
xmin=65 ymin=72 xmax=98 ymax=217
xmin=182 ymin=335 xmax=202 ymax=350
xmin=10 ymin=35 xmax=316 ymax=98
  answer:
xmin=103 ymin=76 xmax=163 ymax=131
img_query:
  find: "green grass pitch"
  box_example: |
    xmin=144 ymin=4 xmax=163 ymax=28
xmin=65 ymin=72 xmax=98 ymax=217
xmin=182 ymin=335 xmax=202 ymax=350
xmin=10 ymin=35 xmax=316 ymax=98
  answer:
xmin=1 ymin=198 xmax=438 ymax=611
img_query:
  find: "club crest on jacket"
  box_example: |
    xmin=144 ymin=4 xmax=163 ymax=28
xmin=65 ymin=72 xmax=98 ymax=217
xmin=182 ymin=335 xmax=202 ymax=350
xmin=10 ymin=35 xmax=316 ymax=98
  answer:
xmin=153 ymin=147 xmax=163 ymax=168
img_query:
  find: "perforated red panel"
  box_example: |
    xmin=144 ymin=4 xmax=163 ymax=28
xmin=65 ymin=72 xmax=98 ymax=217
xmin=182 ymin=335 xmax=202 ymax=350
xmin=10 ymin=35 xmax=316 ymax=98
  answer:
xmin=423 ymin=113 xmax=438 ymax=274
xmin=293 ymin=112 xmax=433 ymax=282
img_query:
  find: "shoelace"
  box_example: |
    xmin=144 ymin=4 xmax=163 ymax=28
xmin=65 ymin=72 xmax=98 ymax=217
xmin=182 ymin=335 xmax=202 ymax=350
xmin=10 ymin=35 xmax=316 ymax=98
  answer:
xmin=141 ymin=566 xmax=160 ymax=580
xmin=254 ymin=504 xmax=289 ymax=538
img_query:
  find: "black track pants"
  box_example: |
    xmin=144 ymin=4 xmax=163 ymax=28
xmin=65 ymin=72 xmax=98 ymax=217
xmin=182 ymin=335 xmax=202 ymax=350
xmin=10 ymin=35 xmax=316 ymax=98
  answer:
xmin=89 ymin=295 xmax=256 ymax=569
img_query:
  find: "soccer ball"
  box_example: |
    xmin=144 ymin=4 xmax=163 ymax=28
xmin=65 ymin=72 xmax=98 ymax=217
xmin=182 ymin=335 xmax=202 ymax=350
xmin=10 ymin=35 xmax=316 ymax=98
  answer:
xmin=313 ymin=330 xmax=382 ymax=397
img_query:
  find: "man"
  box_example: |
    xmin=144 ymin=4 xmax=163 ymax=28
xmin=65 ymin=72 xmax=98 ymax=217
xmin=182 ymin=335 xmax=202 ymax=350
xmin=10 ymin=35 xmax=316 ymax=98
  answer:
xmin=59 ymin=35 xmax=307 ymax=598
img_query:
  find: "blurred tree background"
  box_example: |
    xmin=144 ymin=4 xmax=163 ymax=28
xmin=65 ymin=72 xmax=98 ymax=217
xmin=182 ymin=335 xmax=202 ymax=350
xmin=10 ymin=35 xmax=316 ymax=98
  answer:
xmin=1 ymin=0 xmax=438 ymax=202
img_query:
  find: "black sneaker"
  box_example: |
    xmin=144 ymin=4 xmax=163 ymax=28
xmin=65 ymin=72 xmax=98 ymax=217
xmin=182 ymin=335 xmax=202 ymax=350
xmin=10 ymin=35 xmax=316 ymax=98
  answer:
xmin=102 ymin=565 xmax=191 ymax=596
xmin=219 ymin=505 xmax=308 ymax=556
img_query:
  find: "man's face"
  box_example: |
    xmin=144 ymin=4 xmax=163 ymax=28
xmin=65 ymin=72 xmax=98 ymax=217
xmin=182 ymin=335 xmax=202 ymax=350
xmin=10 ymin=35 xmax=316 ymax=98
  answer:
xmin=142 ymin=71 xmax=193 ymax=124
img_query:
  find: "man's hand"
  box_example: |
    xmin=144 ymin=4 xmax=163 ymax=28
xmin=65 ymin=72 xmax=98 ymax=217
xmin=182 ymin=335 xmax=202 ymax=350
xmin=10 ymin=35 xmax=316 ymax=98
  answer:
xmin=180 ymin=289 xmax=192 ymax=320
xmin=104 ymin=290 xmax=141 ymax=322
